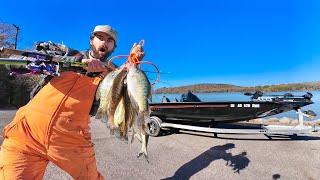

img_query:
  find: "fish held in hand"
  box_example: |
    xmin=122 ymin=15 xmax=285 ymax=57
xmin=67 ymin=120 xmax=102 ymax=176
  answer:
xmin=95 ymin=68 xmax=123 ymax=120
xmin=126 ymin=64 xmax=151 ymax=159
xmin=106 ymin=68 xmax=128 ymax=130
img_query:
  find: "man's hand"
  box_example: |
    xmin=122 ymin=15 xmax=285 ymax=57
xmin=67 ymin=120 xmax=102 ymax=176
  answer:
xmin=129 ymin=42 xmax=145 ymax=63
xmin=82 ymin=58 xmax=106 ymax=72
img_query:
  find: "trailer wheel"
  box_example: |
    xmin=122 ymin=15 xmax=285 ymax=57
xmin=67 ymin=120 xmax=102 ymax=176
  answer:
xmin=147 ymin=116 xmax=162 ymax=137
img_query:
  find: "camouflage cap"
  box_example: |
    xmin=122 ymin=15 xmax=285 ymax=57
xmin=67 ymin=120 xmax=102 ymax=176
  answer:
xmin=93 ymin=25 xmax=118 ymax=43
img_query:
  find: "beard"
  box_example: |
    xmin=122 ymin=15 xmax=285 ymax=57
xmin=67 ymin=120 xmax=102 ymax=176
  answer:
xmin=91 ymin=45 xmax=111 ymax=60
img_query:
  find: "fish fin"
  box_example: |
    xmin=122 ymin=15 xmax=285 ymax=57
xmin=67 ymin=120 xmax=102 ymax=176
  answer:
xmin=112 ymin=127 xmax=128 ymax=143
xmin=95 ymin=78 xmax=105 ymax=101
xmin=114 ymin=96 xmax=126 ymax=127
xmin=119 ymin=120 xmax=127 ymax=137
xmin=137 ymin=132 xmax=149 ymax=163
xmin=109 ymin=126 xmax=128 ymax=143
xmin=101 ymin=116 xmax=108 ymax=123
xmin=129 ymin=127 xmax=135 ymax=144
xmin=95 ymin=108 xmax=103 ymax=119
xmin=107 ymin=68 xmax=127 ymax=128
xmin=148 ymin=88 xmax=152 ymax=102
xmin=125 ymin=90 xmax=139 ymax=128
xmin=135 ymin=111 xmax=149 ymax=134
xmin=95 ymin=88 xmax=101 ymax=101
xmin=134 ymin=130 xmax=142 ymax=143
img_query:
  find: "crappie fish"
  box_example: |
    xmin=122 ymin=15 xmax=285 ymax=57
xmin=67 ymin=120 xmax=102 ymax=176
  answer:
xmin=126 ymin=64 xmax=151 ymax=159
xmin=126 ymin=65 xmax=151 ymax=128
xmin=95 ymin=68 xmax=123 ymax=119
xmin=93 ymin=40 xmax=155 ymax=162
xmin=113 ymin=95 xmax=129 ymax=140
xmin=113 ymin=88 xmax=137 ymax=140
xmin=106 ymin=67 xmax=127 ymax=130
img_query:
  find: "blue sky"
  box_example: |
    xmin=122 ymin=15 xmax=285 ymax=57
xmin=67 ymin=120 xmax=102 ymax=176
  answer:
xmin=1 ymin=0 xmax=319 ymax=88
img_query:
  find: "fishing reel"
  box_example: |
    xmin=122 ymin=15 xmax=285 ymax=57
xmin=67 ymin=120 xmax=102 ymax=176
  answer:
xmin=3 ymin=41 xmax=75 ymax=77
xmin=35 ymin=41 xmax=69 ymax=56
xmin=26 ymin=60 xmax=60 ymax=76
xmin=7 ymin=60 xmax=60 ymax=77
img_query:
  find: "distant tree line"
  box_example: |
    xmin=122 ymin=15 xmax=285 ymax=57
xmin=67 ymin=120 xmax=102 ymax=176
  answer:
xmin=0 ymin=22 xmax=41 ymax=108
xmin=155 ymin=82 xmax=320 ymax=94
xmin=0 ymin=22 xmax=16 ymax=48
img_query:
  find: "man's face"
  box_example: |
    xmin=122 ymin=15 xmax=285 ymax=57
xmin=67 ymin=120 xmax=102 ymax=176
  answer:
xmin=90 ymin=32 xmax=115 ymax=59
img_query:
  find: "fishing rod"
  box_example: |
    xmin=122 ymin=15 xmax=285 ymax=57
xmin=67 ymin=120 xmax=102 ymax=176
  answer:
xmin=0 ymin=47 xmax=102 ymax=76
xmin=142 ymin=70 xmax=171 ymax=74
xmin=147 ymin=78 xmax=173 ymax=86
xmin=0 ymin=39 xmax=161 ymax=84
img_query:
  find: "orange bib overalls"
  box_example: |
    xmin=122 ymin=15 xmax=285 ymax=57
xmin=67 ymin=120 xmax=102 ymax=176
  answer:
xmin=0 ymin=71 xmax=105 ymax=180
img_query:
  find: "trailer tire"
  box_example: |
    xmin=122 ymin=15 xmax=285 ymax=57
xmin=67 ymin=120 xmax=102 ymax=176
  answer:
xmin=147 ymin=116 xmax=162 ymax=137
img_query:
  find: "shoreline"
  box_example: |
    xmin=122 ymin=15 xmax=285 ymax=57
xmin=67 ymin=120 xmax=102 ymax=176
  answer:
xmin=155 ymin=90 xmax=320 ymax=94
xmin=155 ymin=82 xmax=320 ymax=94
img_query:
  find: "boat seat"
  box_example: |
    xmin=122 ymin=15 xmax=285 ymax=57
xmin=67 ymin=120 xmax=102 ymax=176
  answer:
xmin=172 ymin=97 xmax=179 ymax=102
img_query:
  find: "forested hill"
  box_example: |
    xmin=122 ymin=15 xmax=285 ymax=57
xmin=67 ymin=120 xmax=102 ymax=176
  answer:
xmin=155 ymin=82 xmax=320 ymax=94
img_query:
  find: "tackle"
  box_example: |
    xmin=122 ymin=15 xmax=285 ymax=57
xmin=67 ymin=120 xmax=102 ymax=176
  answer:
xmin=95 ymin=40 xmax=158 ymax=161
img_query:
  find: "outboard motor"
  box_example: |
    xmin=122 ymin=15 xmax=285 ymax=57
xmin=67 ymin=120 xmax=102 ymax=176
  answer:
xmin=180 ymin=91 xmax=201 ymax=102
xmin=303 ymin=92 xmax=313 ymax=100
xmin=252 ymin=91 xmax=264 ymax=99
xmin=244 ymin=91 xmax=264 ymax=100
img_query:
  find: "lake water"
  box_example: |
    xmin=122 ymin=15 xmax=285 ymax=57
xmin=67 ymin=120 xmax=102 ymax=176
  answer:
xmin=152 ymin=91 xmax=320 ymax=120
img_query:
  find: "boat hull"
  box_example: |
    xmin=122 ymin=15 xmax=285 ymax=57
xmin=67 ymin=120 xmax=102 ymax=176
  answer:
xmin=150 ymin=100 xmax=313 ymax=124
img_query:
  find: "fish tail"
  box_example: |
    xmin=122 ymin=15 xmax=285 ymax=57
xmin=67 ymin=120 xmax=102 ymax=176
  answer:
xmin=107 ymin=115 xmax=115 ymax=128
xmin=95 ymin=108 xmax=103 ymax=119
xmin=142 ymin=110 xmax=151 ymax=134
xmin=130 ymin=127 xmax=135 ymax=144
xmin=119 ymin=120 xmax=128 ymax=138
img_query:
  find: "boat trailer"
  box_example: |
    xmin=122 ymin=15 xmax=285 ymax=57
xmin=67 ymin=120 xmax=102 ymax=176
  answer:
xmin=147 ymin=108 xmax=319 ymax=137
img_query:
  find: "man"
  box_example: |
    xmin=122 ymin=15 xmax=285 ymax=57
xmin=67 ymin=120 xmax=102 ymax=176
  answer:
xmin=0 ymin=25 xmax=144 ymax=179
xmin=81 ymin=25 xmax=118 ymax=72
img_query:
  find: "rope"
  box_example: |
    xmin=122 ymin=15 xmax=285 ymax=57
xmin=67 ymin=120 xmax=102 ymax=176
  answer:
xmin=105 ymin=40 xmax=160 ymax=85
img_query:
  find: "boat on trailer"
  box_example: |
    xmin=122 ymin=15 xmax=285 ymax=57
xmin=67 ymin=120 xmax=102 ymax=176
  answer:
xmin=147 ymin=91 xmax=318 ymax=137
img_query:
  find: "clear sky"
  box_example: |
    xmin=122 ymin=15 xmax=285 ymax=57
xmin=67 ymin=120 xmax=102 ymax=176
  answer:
xmin=1 ymin=0 xmax=319 ymax=88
